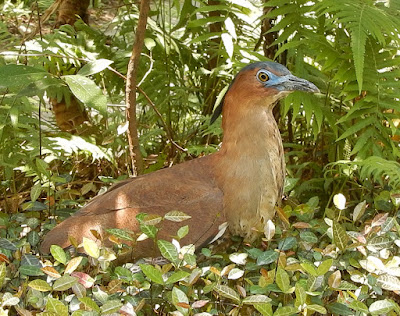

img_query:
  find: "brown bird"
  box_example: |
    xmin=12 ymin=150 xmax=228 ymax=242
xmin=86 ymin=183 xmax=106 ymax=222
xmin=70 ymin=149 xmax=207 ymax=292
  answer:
xmin=40 ymin=61 xmax=319 ymax=260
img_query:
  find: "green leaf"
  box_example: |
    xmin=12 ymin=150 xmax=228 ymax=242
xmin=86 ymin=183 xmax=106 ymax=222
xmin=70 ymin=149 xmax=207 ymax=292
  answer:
xmin=273 ymin=305 xmax=297 ymax=316
xmin=53 ymin=274 xmax=78 ymax=291
xmin=100 ymin=300 xmax=123 ymax=314
xmin=0 ymin=238 xmax=17 ymax=250
xmin=337 ymin=116 xmax=375 ymax=141
xmin=172 ymin=287 xmax=189 ymax=313
xmin=46 ymin=297 xmax=68 ymax=316
xmin=0 ymin=64 xmax=50 ymax=89
xmin=0 ymin=262 xmax=6 ymax=288
xmin=278 ymin=237 xmax=297 ymax=251
xmin=307 ymin=305 xmax=327 ymax=314
xmin=300 ymin=231 xmax=318 ymax=244
xmin=349 ymin=300 xmax=369 ymax=313
xmin=28 ymin=279 xmax=52 ymax=292
xmin=257 ymin=250 xmax=279 ymax=266
xmin=164 ymin=211 xmax=191 ymax=222
xmin=139 ymin=224 xmax=158 ymax=239
xmin=79 ymin=297 xmax=100 ymax=312
xmin=243 ymin=295 xmax=271 ymax=304
xmin=300 ymin=262 xmax=318 ymax=277
xmin=327 ymin=302 xmax=353 ymax=315
xmin=27 ymin=231 xmax=40 ymax=247
xmin=30 ymin=182 xmax=42 ymax=202
xmin=35 ymin=158 xmax=50 ymax=177
xmin=276 ymin=267 xmax=291 ymax=293
xmin=177 ymin=225 xmax=189 ymax=239
xmin=19 ymin=265 xmax=44 ymax=276
xmin=332 ymin=221 xmax=349 ymax=251
xmin=78 ymin=59 xmax=114 ymax=76
xmin=377 ymin=274 xmax=400 ymax=291
xmin=317 ymin=259 xmax=333 ymax=276
xmin=82 ymin=237 xmax=100 ymax=258
xmin=63 ymin=75 xmax=107 ymax=115
xmin=369 ymin=299 xmax=395 ymax=315
xmin=350 ymin=8 xmax=367 ymax=93
xmin=214 ymin=285 xmax=241 ymax=303
xmin=254 ymin=303 xmax=273 ymax=316
xmin=166 ymin=270 xmax=190 ymax=284
xmin=105 ymin=228 xmax=135 ymax=241
xmin=50 ymin=245 xmax=67 ymax=264
xmin=139 ymin=264 xmax=164 ymax=285
xmin=294 ymin=283 xmax=306 ymax=308
xmin=157 ymin=240 xmax=179 ymax=264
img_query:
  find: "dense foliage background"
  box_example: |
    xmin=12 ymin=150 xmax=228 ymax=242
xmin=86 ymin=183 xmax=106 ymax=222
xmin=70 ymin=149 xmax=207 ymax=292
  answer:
xmin=0 ymin=0 xmax=400 ymax=315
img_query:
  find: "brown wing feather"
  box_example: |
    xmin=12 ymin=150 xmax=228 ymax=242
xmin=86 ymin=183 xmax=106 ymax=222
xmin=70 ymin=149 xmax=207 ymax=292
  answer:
xmin=40 ymin=155 xmax=225 ymax=260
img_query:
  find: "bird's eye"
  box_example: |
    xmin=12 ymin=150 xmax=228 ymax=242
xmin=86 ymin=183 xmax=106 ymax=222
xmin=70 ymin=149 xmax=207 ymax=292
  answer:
xmin=257 ymin=71 xmax=269 ymax=82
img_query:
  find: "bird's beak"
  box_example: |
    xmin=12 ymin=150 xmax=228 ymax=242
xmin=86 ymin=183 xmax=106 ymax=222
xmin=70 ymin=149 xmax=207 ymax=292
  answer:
xmin=280 ymin=74 xmax=319 ymax=93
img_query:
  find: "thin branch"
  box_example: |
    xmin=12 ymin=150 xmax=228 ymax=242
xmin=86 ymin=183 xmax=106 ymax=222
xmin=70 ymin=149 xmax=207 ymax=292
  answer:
xmin=125 ymin=0 xmax=150 ymax=176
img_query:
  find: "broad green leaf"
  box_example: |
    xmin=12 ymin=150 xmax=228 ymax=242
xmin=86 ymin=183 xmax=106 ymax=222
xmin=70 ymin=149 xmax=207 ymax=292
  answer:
xmin=278 ymin=237 xmax=297 ymax=251
xmin=0 ymin=238 xmax=17 ymax=250
xmin=0 ymin=64 xmax=49 ymax=89
xmin=164 ymin=211 xmax=191 ymax=222
xmin=328 ymin=270 xmax=341 ymax=288
xmin=214 ymin=285 xmax=241 ymax=303
xmin=27 ymin=231 xmax=40 ymax=247
xmin=172 ymin=287 xmax=189 ymax=314
xmin=166 ymin=270 xmax=190 ymax=284
xmin=349 ymin=300 xmax=369 ymax=313
xmin=300 ymin=231 xmax=318 ymax=244
xmin=46 ymin=297 xmax=68 ymax=316
xmin=353 ymin=200 xmax=367 ymax=222
xmin=301 ymin=262 xmax=318 ymax=277
xmin=307 ymin=305 xmax=327 ymax=314
xmin=30 ymin=182 xmax=42 ymax=202
xmin=82 ymin=237 xmax=100 ymax=258
xmin=78 ymin=59 xmax=114 ymax=76
xmin=0 ymin=262 xmax=5 ymax=287
xmin=367 ymin=236 xmax=392 ymax=251
xmin=28 ymin=279 xmax=52 ymax=292
xmin=177 ymin=225 xmax=189 ymax=239
xmin=105 ymin=228 xmax=135 ymax=241
xmin=19 ymin=265 xmax=44 ymax=276
xmin=63 ymin=75 xmax=107 ymax=115
xmin=157 ymin=240 xmax=179 ymax=264
xmin=139 ymin=224 xmax=158 ymax=239
xmin=141 ymin=214 xmax=163 ymax=226
xmin=369 ymin=299 xmax=395 ymax=315
xmin=139 ymin=264 xmax=164 ymax=285
xmin=295 ymin=283 xmax=306 ymax=308
xmin=100 ymin=300 xmax=123 ymax=314
xmin=327 ymin=302 xmax=353 ymax=315
xmin=377 ymin=274 xmax=400 ymax=291
xmin=50 ymin=245 xmax=67 ymax=264
xmin=254 ymin=303 xmax=273 ymax=316
xmin=228 ymin=268 xmax=244 ymax=280
xmin=276 ymin=267 xmax=291 ymax=293
xmin=35 ymin=158 xmax=50 ymax=177
xmin=243 ymin=295 xmax=271 ymax=304
xmin=79 ymin=297 xmax=100 ymax=312
xmin=65 ymin=257 xmax=83 ymax=274
xmin=273 ymin=305 xmax=297 ymax=316
xmin=53 ymin=274 xmax=78 ymax=291
xmin=317 ymin=259 xmax=333 ymax=276
xmin=332 ymin=221 xmax=349 ymax=251
xmin=257 ymin=250 xmax=279 ymax=266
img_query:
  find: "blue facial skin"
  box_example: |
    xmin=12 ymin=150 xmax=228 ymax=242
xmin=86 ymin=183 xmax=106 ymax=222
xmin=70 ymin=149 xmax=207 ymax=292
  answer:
xmin=256 ymin=69 xmax=319 ymax=93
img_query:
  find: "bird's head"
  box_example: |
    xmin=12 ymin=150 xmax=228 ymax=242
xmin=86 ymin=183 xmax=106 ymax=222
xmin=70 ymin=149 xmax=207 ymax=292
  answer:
xmin=211 ymin=61 xmax=319 ymax=123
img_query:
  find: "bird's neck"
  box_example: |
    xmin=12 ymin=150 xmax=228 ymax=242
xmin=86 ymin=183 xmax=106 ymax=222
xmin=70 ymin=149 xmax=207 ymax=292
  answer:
xmin=214 ymin=102 xmax=285 ymax=240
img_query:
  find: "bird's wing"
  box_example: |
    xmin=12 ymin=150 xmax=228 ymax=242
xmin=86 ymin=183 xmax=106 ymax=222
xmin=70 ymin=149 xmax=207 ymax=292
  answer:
xmin=40 ymin=156 xmax=225 ymax=259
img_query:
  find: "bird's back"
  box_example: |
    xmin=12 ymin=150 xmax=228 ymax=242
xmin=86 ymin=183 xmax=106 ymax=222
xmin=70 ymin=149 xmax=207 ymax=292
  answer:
xmin=40 ymin=155 xmax=225 ymax=260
